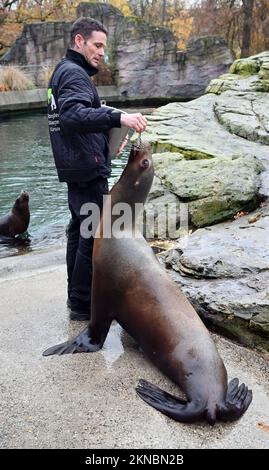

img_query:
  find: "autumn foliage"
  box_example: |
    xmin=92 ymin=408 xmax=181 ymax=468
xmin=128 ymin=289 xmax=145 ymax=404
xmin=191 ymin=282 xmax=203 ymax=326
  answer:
xmin=189 ymin=0 xmax=269 ymax=58
xmin=0 ymin=0 xmax=268 ymax=60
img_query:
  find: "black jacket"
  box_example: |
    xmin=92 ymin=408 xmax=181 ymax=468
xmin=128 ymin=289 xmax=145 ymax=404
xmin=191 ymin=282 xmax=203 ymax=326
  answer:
xmin=48 ymin=49 xmax=121 ymax=183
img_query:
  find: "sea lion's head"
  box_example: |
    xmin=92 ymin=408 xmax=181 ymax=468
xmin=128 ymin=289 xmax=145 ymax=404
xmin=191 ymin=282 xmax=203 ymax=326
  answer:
xmin=13 ymin=191 xmax=30 ymax=212
xmin=129 ymin=140 xmax=152 ymax=169
xmin=126 ymin=141 xmax=154 ymax=201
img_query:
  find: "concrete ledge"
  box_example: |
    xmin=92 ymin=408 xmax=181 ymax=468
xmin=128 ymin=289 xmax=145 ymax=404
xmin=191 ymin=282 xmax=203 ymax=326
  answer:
xmin=0 ymin=87 xmax=185 ymax=114
xmin=0 ymin=86 xmax=121 ymax=113
xmin=0 ymin=88 xmax=47 ymax=112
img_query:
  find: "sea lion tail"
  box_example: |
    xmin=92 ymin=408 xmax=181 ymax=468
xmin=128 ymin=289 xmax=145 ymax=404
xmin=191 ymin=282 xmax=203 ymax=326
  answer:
xmin=217 ymin=378 xmax=253 ymax=422
xmin=136 ymin=379 xmax=205 ymax=423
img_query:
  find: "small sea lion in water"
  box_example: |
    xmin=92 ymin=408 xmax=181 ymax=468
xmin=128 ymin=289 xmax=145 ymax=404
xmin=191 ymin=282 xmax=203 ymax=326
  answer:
xmin=0 ymin=191 xmax=30 ymax=238
xmin=43 ymin=143 xmax=252 ymax=425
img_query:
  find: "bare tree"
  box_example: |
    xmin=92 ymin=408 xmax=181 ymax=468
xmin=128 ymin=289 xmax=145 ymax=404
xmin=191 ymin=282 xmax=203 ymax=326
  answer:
xmin=241 ymin=0 xmax=255 ymax=57
xmin=0 ymin=0 xmax=19 ymax=9
xmin=190 ymin=0 xmax=268 ymax=57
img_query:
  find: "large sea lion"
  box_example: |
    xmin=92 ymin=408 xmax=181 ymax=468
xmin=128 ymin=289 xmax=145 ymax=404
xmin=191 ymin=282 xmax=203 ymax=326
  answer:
xmin=43 ymin=143 xmax=252 ymax=425
xmin=0 ymin=191 xmax=30 ymax=238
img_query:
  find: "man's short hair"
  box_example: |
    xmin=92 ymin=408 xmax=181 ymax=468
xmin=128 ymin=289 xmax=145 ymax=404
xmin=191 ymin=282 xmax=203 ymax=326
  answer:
xmin=70 ymin=17 xmax=108 ymax=47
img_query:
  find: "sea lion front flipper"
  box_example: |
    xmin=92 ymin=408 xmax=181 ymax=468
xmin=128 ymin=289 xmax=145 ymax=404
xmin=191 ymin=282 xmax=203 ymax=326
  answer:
xmin=42 ymin=326 xmax=103 ymax=357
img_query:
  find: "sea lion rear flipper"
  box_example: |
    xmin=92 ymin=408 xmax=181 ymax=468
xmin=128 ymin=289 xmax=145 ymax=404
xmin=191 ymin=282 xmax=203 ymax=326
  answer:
xmin=136 ymin=379 xmax=209 ymax=423
xmin=42 ymin=326 xmax=103 ymax=356
xmin=136 ymin=379 xmax=203 ymax=421
xmin=136 ymin=379 xmax=186 ymax=406
xmin=217 ymin=378 xmax=253 ymax=422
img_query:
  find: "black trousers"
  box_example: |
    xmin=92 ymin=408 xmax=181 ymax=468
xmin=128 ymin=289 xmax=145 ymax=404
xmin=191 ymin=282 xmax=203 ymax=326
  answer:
xmin=66 ymin=177 xmax=109 ymax=311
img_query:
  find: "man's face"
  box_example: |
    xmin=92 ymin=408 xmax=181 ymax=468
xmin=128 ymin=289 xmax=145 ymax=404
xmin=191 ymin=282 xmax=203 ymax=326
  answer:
xmin=76 ymin=31 xmax=107 ymax=68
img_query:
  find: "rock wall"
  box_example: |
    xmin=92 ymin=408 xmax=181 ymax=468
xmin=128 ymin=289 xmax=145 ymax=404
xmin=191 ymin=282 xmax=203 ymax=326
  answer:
xmin=115 ymin=31 xmax=232 ymax=99
xmin=2 ymin=22 xmax=71 ymax=66
xmin=143 ymin=51 xmax=269 ymax=349
xmin=0 ymin=22 xmax=72 ymax=86
xmin=0 ymin=2 xmax=233 ymax=99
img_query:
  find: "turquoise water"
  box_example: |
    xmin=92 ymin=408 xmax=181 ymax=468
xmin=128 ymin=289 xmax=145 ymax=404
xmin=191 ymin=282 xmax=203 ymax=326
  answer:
xmin=0 ymin=111 xmax=130 ymax=257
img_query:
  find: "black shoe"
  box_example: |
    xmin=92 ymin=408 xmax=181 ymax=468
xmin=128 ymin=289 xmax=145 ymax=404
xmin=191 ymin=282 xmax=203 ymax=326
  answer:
xmin=66 ymin=299 xmax=90 ymax=321
xmin=69 ymin=309 xmax=90 ymax=321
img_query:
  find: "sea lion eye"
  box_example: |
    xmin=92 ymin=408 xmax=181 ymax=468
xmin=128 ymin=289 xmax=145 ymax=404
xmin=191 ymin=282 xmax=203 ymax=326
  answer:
xmin=140 ymin=159 xmax=150 ymax=168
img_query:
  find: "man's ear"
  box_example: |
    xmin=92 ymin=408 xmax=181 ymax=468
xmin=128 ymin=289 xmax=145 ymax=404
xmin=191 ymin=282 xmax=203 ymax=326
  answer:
xmin=74 ymin=34 xmax=85 ymax=50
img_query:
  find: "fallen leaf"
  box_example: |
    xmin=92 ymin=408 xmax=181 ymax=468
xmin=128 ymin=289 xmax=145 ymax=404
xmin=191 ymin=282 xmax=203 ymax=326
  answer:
xmin=257 ymin=421 xmax=269 ymax=432
xmin=234 ymin=211 xmax=248 ymax=220
xmin=248 ymin=212 xmax=262 ymax=224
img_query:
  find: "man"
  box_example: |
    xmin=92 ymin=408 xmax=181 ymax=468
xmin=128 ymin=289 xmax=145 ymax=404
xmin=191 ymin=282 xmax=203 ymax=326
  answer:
xmin=48 ymin=17 xmax=147 ymax=321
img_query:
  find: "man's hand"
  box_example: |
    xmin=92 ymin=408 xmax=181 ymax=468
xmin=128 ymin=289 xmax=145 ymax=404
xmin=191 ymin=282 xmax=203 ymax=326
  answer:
xmin=120 ymin=113 xmax=147 ymax=132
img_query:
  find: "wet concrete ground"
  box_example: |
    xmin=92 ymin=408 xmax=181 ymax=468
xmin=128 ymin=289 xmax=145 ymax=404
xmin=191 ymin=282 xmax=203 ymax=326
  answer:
xmin=0 ymin=248 xmax=268 ymax=449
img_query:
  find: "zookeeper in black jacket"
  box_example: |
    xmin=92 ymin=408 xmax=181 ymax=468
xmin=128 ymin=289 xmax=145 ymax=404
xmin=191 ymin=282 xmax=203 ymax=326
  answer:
xmin=48 ymin=17 xmax=147 ymax=321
